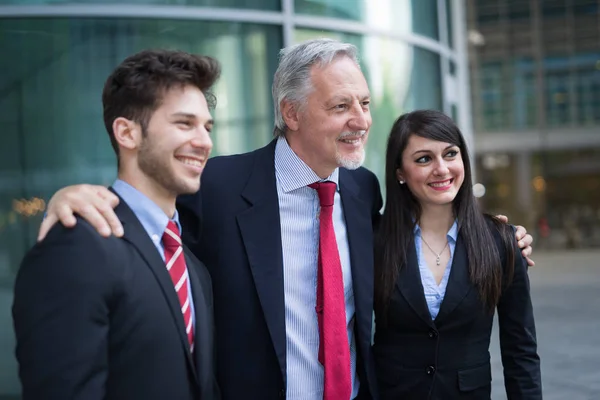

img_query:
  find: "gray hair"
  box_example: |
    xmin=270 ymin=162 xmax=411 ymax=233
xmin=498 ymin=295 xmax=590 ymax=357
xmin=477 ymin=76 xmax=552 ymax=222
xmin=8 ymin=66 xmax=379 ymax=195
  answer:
xmin=272 ymin=38 xmax=360 ymax=137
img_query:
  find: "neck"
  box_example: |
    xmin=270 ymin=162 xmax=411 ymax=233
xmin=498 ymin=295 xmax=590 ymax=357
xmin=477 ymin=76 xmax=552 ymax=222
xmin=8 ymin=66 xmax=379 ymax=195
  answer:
xmin=418 ymin=204 xmax=454 ymax=235
xmin=117 ymin=170 xmax=177 ymax=219
xmin=284 ymin=134 xmax=336 ymax=179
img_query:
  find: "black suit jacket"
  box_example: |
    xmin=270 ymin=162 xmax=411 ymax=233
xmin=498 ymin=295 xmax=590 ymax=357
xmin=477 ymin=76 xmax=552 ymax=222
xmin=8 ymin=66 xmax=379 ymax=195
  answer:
xmin=13 ymin=196 xmax=219 ymax=400
xmin=178 ymin=139 xmax=383 ymax=399
xmin=373 ymin=224 xmax=541 ymax=400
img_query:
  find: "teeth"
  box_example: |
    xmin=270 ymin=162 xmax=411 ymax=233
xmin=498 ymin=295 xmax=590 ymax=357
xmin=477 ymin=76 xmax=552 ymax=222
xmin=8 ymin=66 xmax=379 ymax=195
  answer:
xmin=340 ymin=139 xmax=360 ymax=144
xmin=179 ymin=158 xmax=203 ymax=167
xmin=430 ymin=180 xmax=451 ymax=188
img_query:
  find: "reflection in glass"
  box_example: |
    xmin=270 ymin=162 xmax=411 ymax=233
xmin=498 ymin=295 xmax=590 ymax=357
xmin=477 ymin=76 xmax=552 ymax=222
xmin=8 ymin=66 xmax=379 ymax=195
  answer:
xmin=0 ymin=18 xmax=281 ymax=398
xmin=295 ymin=0 xmax=440 ymax=39
xmin=0 ymin=0 xmax=280 ymax=9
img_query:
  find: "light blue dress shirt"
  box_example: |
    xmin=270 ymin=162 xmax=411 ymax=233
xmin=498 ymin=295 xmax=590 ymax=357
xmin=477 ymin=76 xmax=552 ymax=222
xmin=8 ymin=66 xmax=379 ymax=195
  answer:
xmin=414 ymin=221 xmax=459 ymax=320
xmin=275 ymin=137 xmax=358 ymax=400
xmin=112 ymin=179 xmax=195 ymax=328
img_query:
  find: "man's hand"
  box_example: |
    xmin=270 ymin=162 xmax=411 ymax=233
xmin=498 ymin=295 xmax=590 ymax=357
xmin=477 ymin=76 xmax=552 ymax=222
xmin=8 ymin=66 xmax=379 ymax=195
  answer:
xmin=38 ymin=185 xmax=122 ymax=242
xmin=496 ymin=214 xmax=535 ymax=267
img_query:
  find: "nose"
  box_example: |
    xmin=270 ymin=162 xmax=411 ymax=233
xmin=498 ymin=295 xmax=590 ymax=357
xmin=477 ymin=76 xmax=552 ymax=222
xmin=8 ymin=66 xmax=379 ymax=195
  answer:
xmin=190 ymin=127 xmax=213 ymax=153
xmin=348 ymin=104 xmax=370 ymax=132
xmin=433 ymin=159 xmax=450 ymax=176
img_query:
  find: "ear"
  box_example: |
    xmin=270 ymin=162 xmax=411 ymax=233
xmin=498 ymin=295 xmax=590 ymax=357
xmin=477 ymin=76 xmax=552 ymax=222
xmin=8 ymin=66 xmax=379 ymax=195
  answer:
xmin=281 ymin=100 xmax=300 ymax=132
xmin=112 ymin=117 xmax=142 ymax=152
xmin=396 ymin=168 xmax=405 ymax=183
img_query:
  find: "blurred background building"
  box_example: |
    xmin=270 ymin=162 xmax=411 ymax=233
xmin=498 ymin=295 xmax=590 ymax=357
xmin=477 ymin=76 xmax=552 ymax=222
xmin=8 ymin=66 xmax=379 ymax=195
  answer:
xmin=467 ymin=0 xmax=600 ymax=249
xmin=0 ymin=0 xmax=469 ymax=397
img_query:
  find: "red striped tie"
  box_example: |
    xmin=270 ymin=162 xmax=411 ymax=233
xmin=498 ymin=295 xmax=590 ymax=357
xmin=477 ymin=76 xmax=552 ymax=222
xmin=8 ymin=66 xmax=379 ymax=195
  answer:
xmin=162 ymin=221 xmax=194 ymax=352
xmin=309 ymin=181 xmax=351 ymax=400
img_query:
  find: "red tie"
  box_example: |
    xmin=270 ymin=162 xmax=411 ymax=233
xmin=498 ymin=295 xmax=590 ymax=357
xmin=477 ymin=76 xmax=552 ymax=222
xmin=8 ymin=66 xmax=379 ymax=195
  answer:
xmin=309 ymin=181 xmax=351 ymax=400
xmin=162 ymin=220 xmax=194 ymax=352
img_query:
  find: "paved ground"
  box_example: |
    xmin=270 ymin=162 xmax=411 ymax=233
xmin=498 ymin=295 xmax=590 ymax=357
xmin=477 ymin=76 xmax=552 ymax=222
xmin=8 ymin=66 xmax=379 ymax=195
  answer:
xmin=490 ymin=250 xmax=600 ymax=399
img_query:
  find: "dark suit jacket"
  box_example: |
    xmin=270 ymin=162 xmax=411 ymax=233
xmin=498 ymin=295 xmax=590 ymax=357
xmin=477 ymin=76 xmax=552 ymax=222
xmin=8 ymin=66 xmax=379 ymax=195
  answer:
xmin=178 ymin=139 xmax=383 ymax=399
xmin=373 ymin=223 xmax=541 ymax=400
xmin=13 ymin=196 xmax=219 ymax=400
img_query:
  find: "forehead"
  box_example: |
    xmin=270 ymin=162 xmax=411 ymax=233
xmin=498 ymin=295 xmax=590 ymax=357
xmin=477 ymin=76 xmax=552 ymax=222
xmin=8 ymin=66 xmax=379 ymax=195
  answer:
xmin=157 ymin=84 xmax=212 ymax=119
xmin=405 ymin=134 xmax=454 ymax=153
xmin=309 ymin=56 xmax=369 ymax=98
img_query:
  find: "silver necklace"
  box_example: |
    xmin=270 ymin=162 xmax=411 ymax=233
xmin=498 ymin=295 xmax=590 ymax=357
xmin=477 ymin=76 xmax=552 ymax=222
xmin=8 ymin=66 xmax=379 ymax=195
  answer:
xmin=421 ymin=237 xmax=449 ymax=266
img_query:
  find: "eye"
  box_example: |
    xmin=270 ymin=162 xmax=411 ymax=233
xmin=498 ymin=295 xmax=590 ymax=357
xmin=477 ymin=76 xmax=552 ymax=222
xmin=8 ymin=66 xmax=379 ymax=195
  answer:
xmin=334 ymin=104 xmax=348 ymax=111
xmin=176 ymin=120 xmax=192 ymax=128
xmin=361 ymin=100 xmax=370 ymax=107
xmin=445 ymin=150 xmax=459 ymax=158
xmin=416 ymin=155 xmax=431 ymax=164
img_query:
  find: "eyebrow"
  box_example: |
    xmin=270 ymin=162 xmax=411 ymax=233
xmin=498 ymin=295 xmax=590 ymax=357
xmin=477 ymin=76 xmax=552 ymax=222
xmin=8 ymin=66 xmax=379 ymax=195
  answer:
xmin=411 ymin=144 xmax=457 ymax=156
xmin=327 ymin=94 xmax=371 ymax=106
xmin=172 ymin=112 xmax=214 ymax=125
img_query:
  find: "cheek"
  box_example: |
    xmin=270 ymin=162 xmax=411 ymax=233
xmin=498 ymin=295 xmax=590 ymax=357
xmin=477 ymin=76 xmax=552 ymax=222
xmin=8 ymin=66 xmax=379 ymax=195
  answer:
xmin=405 ymin=167 xmax=427 ymax=184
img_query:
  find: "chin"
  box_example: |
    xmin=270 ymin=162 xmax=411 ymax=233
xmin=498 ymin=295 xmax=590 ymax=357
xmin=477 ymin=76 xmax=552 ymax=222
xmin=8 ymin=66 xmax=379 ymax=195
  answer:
xmin=337 ymin=153 xmax=365 ymax=170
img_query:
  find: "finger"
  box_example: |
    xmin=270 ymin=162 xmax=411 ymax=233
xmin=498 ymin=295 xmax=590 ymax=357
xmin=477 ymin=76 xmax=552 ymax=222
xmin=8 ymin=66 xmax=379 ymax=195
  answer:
xmin=38 ymin=214 xmax=58 ymax=242
xmin=496 ymin=214 xmax=508 ymax=223
xmin=55 ymin=203 xmax=78 ymax=228
xmin=94 ymin=197 xmax=123 ymax=237
xmin=77 ymin=204 xmax=113 ymax=237
xmin=514 ymin=225 xmax=526 ymax=240
xmin=525 ymin=256 xmax=535 ymax=267
xmin=97 ymin=187 xmax=120 ymax=208
xmin=521 ymin=246 xmax=532 ymax=258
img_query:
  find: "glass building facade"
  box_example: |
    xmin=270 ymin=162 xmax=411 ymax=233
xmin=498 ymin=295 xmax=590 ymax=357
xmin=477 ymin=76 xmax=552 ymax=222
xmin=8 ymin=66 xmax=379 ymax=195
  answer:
xmin=0 ymin=1 xmax=470 ymax=397
xmin=467 ymin=0 xmax=600 ymax=249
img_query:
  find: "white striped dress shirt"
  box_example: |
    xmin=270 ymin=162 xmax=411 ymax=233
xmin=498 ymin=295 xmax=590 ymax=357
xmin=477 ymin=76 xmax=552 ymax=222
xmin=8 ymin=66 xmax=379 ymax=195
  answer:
xmin=275 ymin=137 xmax=358 ymax=400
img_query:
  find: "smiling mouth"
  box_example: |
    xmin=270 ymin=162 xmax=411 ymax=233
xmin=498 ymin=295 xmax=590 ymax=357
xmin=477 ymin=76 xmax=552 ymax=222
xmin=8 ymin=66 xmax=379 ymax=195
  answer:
xmin=176 ymin=156 xmax=204 ymax=169
xmin=429 ymin=178 xmax=453 ymax=188
xmin=338 ymin=137 xmax=362 ymax=144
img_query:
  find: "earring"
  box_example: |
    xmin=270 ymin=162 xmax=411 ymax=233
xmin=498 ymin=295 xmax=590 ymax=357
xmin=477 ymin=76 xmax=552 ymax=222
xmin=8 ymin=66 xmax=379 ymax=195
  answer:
xmin=398 ymin=180 xmax=405 ymax=184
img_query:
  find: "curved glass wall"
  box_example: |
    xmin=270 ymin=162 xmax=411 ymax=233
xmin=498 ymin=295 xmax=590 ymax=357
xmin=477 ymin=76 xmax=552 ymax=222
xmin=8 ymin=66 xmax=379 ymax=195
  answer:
xmin=295 ymin=0 xmax=440 ymax=39
xmin=0 ymin=0 xmax=280 ymax=9
xmin=0 ymin=1 xmax=465 ymax=397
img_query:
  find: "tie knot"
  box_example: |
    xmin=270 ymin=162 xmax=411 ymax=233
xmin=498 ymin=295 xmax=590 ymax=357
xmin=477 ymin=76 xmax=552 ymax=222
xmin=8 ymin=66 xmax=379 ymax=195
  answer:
xmin=308 ymin=181 xmax=336 ymax=207
xmin=162 ymin=220 xmax=182 ymax=249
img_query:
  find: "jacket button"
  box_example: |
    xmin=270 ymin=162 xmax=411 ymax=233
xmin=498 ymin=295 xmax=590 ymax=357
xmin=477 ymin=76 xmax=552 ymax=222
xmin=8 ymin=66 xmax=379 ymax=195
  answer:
xmin=428 ymin=329 xmax=438 ymax=338
xmin=426 ymin=365 xmax=436 ymax=375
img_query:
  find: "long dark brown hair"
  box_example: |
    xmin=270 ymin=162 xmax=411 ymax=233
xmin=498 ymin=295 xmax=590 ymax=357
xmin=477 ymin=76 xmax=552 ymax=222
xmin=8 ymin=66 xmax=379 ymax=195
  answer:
xmin=374 ymin=110 xmax=516 ymax=322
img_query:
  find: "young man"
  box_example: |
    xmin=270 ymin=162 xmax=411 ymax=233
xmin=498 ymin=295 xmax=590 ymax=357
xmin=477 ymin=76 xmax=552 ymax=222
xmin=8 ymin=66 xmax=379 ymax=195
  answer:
xmin=36 ymin=39 xmax=533 ymax=400
xmin=13 ymin=49 xmax=220 ymax=400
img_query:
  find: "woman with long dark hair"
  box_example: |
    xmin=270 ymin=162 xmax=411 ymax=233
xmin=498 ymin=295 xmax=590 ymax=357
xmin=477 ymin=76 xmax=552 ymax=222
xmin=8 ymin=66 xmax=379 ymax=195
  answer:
xmin=373 ymin=110 xmax=541 ymax=399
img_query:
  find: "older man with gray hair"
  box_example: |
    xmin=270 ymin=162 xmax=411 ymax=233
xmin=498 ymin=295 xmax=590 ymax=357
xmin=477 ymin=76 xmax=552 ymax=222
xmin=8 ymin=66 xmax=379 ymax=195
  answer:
xmin=38 ymin=38 xmax=534 ymax=400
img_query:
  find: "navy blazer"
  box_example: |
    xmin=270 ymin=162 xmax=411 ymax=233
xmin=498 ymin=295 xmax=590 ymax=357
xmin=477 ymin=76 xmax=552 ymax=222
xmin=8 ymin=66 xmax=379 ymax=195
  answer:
xmin=13 ymin=196 xmax=219 ymax=400
xmin=178 ymin=139 xmax=383 ymax=399
xmin=373 ymin=222 xmax=542 ymax=399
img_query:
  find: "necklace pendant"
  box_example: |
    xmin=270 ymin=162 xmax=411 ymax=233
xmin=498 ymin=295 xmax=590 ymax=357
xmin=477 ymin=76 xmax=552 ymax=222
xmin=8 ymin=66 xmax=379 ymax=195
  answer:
xmin=436 ymin=256 xmax=441 ymax=266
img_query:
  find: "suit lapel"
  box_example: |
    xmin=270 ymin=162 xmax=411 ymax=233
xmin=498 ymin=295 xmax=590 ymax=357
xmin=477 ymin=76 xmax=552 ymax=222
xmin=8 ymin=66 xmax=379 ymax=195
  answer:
xmin=113 ymin=195 xmax=197 ymax=378
xmin=338 ymin=169 xmax=375 ymax=346
xmin=185 ymin=250 xmax=210 ymax=388
xmin=435 ymin=235 xmax=472 ymax=323
xmin=235 ymin=141 xmax=287 ymax=380
xmin=396 ymin=244 xmax=436 ymax=328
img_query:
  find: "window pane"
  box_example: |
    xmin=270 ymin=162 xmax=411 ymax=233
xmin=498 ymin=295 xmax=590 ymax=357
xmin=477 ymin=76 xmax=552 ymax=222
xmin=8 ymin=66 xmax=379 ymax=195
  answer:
xmin=0 ymin=0 xmax=280 ymax=9
xmin=446 ymin=0 xmax=454 ymax=48
xmin=295 ymin=0 xmax=440 ymax=40
xmin=0 ymin=17 xmax=281 ymax=398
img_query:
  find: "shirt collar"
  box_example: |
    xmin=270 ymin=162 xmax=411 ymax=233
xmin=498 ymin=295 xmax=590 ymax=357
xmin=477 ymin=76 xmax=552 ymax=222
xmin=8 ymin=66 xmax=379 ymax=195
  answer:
xmin=274 ymin=136 xmax=339 ymax=193
xmin=414 ymin=219 xmax=459 ymax=243
xmin=112 ymin=179 xmax=182 ymax=241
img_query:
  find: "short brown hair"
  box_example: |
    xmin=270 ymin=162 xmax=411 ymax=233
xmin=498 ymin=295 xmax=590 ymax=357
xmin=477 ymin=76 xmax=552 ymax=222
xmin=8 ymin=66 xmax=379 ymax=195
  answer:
xmin=102 ymin=49 xmax=221 ymax=157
